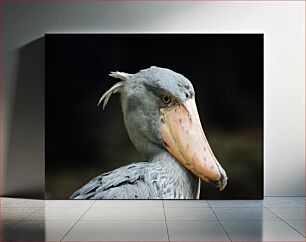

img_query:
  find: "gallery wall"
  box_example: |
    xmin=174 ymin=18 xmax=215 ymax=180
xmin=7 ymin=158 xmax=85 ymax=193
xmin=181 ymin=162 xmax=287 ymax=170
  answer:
xmin=2 ymin=1 xmax=305 ymax=197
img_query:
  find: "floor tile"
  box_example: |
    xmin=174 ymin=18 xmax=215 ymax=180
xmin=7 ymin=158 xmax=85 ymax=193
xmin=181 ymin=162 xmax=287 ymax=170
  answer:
xmin=0 ymin=198 xmax=46 ymax=208
xmin=167 ymin=220 xmax=230 ymax=241
xmin=46 ymin=220 xmax=76 ymax=240
xmin=208 ymin=199 xmax=263 ymax=207
xmin=292 ymin=197 xmax=305 ymax=206
xmin=221 ymin=220 xmax=305 ymax=241
xmin=268 ymin=207 xmax=305 ymax=220
xmin=165 ymin=207 xmax=217 ymax=221
xmin=0 ymin=196 xmax=304 ymax=241
xmin=213 ymin=207 xmax=279 ymax=220
xmin=26 ymin=207 xmax=88 ymax=220
xmin=92 ymin=200 xmax=163 ymax=208
xmin=0 ymin=207 xmax=39 ymax=220
xmin=286 ymin=220 xmax=305 ymax=237
xmin=264 ymin=197 xmax=304 ymax=207
xmin=63 ymin=220 xmax=168 ymax=241
xmin=81 ymin=207 xmax=164 ymax=220
xmin=47 ymin=200 xmax=94 ymax=208
xmin=164 ymin=200 xmax=209 ymax=208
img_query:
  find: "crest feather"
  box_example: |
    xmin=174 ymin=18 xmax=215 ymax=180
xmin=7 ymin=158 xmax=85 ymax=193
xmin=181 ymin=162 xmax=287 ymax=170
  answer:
xmin=98 ymin=71 xmax=133 ymax=109
xmin=97 ymin=81 xmax=125 ymax=109
xmin=109 ymin=71 xmax=133 ymax=81
xmin=97 ymin=70 xmax=133 ymax=109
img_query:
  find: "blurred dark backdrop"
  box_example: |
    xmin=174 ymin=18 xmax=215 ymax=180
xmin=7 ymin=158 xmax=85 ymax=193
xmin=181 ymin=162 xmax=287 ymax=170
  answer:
xmin=46 ymin=34 xmax=263 ymax=199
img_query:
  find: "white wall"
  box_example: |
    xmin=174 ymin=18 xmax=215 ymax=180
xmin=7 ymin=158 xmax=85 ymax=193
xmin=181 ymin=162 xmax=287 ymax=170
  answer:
xmin=2 ymin=1 xmax=305 ymax=197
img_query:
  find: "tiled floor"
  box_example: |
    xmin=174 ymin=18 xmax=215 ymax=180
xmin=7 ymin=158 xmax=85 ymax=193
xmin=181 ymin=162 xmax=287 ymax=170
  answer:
xmin=0 ymin=197 xmax=304 ymax=241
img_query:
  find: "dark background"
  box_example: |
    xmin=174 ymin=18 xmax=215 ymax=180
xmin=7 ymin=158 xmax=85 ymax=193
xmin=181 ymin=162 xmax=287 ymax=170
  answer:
xmin=46 ymin=34 xmax=263 ymax=199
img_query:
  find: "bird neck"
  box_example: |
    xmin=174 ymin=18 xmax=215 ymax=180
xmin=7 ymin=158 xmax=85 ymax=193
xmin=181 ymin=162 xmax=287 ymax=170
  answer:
xmin=149 ymin=151 xmax=200 ymax=199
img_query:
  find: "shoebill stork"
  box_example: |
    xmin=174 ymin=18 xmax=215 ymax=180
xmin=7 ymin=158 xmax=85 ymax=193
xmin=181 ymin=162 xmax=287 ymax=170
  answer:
xmin=70 ymin=66 xmax=227 ymax=199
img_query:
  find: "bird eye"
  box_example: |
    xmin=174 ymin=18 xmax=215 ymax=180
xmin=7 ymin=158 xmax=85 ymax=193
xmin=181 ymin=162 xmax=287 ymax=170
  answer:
xmin=162 ymin=96 xmax=172 ymax=104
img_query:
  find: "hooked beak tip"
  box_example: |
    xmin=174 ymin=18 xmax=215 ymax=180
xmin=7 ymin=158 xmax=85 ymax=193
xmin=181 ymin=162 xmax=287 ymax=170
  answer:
xmin=217 ymin=164 xmax=228 ymax=191
xmin=208 ymin=169 xmax=228 ymax=191
xmin=219 ymin=175 xmax=228 ymax=191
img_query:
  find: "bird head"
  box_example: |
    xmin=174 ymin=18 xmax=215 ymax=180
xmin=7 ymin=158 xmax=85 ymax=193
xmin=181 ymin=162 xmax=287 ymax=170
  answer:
xmin=98 ymin=66 xmax=227 ymax=191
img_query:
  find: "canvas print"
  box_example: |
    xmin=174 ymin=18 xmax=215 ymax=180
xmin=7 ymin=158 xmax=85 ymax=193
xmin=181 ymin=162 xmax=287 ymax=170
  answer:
xmin=45 ymin=34 xmax=263 ymax=199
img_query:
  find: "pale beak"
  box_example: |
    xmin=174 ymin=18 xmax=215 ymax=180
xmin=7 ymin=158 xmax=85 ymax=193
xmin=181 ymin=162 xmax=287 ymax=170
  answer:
xmin=160 ymin=99 xmax=228 ymax=191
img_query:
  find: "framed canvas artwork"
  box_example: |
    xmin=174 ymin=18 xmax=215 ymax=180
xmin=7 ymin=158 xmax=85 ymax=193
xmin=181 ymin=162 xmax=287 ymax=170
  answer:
xmin=45 ymin=34 xmax=263 ymax=199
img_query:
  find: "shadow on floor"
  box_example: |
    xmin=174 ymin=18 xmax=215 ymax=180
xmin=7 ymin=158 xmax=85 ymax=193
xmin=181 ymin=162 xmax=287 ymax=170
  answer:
xmin=1 ymin=220 xmax=45 ymax=241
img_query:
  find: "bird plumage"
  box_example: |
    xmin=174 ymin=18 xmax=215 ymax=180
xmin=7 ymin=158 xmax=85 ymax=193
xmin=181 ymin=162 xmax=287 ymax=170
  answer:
xmin=70 ymin=66 xmax=227 ymax=199
xmin=70 ymin=152 xmax=199 ymax=199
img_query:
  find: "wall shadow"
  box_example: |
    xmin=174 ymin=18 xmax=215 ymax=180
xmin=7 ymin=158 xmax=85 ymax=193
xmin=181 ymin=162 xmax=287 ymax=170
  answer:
xmin=4 ymin=37 xmax=45 ymax=199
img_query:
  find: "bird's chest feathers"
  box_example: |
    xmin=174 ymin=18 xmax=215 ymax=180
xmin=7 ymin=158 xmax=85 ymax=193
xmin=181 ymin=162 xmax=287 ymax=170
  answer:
xmin=149 ymin=154 xmax=200 ymax=199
